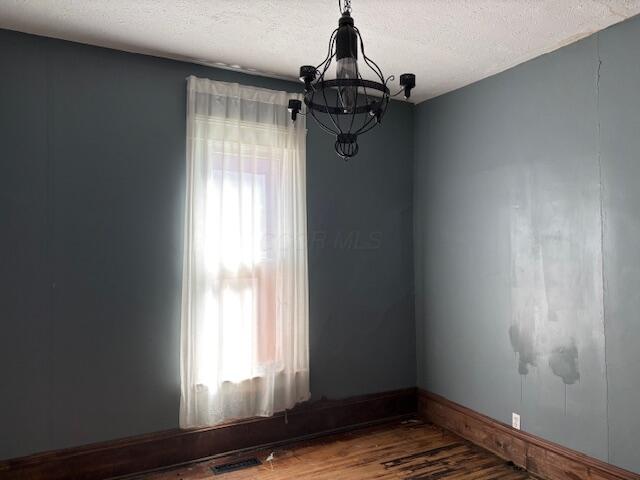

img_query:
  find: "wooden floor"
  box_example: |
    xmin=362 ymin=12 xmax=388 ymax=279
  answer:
xmin=136 ymin=420 xmax=538 ymax=479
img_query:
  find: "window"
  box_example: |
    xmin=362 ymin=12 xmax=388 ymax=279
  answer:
xmin=180 ymin=77 xmax=309 ymax=427
xmin=200 ymin=160 xmax=273 ymax=385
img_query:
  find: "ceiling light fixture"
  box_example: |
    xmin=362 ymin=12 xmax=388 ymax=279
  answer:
xmin=288 ymin=0 xmax=415 ymax=159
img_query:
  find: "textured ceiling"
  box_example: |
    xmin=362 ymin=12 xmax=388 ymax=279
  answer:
xmin=1 ymin=1 xmax=639 ymax=103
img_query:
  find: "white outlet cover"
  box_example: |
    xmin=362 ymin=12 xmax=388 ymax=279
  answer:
xmin=512 ymin=412 xmax=521 ymax=430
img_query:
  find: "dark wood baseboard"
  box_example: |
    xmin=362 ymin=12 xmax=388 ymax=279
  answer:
xmin=6 ymin=388 xmax=632 ymax=480
xmin=0 ymin=388 xmax=416 ymax=480
xmin=418 ymin=389 xmax=639 ymax=480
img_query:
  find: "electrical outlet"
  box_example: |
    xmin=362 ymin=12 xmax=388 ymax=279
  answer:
xmin=512 ymin=412 xmax=521 ymax=430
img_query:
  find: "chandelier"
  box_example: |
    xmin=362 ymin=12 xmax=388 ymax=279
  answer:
xmin=288 ymin=0 xmax=415 ymax=159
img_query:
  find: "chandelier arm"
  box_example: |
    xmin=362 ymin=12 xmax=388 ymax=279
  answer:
xmin=382 ymin=90 xmax=391 ymax=114
xmin=315 ymin=52 xmax=335 ymax=83
xmin=347 ymin=88 xmax=358 ymax=132
xmin=362 ymin=53 xmax=385 ymax=84
xmin=352 ymin=25 xmax=384 ymax=75
xmin=351 ymin=68 xmax=370 ymax=131
xmin=358 ymin=68 xmax=378 ymax=115
xmin=354 ymin=113 xmax=385 ymax=136
xmin=315 ymin=29 xmax=338 ymax=73
xmin=312 ymin=57 xmax=333 ymax=88
xmin=352 ymin=114 xmax=377 ymax=136
xmin=335 ymin=87 xmax=343 ymax=131
xmin=319 ymin=30 xmax=337 ymax=74
xmin=357 ymin=68 xmax=369 ymax=100
xmin=379 ymin=93 xmax=391 ymax=123
xmin=353 ymin=27 xmax=385 ymax=82
xmin=353 ymin=97 xmax=389 ymax=136
xmin=357 ymin=102 xmax=384 ymax=135
xmin=320 ymin=78 xmax=342 ymax=132
xmin=308 ymin=79 xmax=341 ymax=135
xmin=311 ymin=52 xmax=340 ymax=130
xmin=357 ymin=122 xmax=381 ymax=137
xmin=382 ymin=95 xmax=390 ymax=120
xmin=309 ymin=107 xmax=340 ymax=136
xmin=385 ymin=75 xmax=403 ymax=99
xmin=313 ymin=42 xmax=335 ymax=92
xmin=313 ymin=55 xmax=335 ymax=92
xmin=309 ymin=76 xmax=319 ymax=114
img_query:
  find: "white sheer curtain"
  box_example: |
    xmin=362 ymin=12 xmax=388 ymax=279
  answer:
xmin=180 ymin=76 xmax=309 ymax=428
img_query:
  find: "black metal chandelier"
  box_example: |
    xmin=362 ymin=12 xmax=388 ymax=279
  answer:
xmin=288 ymin=0 xmax=415 ymax=159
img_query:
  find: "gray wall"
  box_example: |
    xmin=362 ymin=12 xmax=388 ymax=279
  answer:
xmin=414 ymin=16 xmax=640 ymax=473
xmin=0 ymin=28 xmax=415 ymax=460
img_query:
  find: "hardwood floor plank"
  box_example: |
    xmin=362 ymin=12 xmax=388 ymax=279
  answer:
xmin=134 ymin=421 xmax=538 ymax=480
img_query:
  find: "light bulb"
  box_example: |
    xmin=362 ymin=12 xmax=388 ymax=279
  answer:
xmin=337 ymin=57 xmax=358 ymax=112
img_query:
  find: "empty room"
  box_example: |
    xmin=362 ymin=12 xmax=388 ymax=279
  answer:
xmin=1 ymin=1 xmax=639 ymax=479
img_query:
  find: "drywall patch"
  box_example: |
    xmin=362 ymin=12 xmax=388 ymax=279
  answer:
xmin=509 ymin=162 xmax=605 ymax=418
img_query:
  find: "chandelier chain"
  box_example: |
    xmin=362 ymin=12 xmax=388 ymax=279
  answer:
xmin=338 ymin=0 xmax=352 ymax=14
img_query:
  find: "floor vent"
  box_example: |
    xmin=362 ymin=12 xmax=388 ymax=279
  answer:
xmin=211 ymin=457 xmax=262 ymax=475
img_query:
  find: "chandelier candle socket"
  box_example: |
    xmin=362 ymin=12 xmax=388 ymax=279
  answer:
xmin=288 ymin=0 xmax=416 ymax=159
